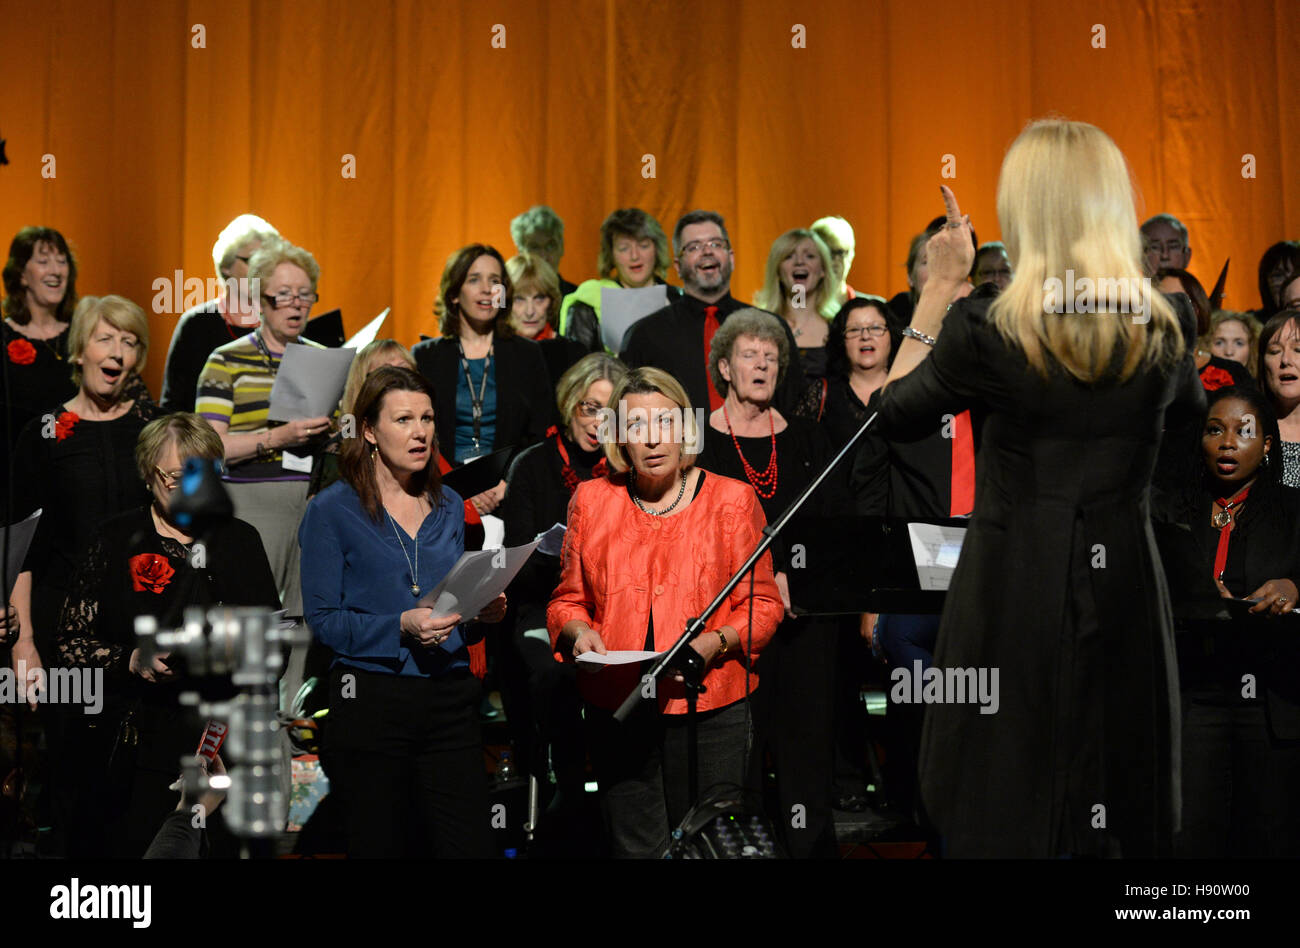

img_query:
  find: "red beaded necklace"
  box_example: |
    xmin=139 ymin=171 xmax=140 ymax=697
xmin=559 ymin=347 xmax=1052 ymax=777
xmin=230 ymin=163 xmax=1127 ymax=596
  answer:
xmin=723 ymin=403 xmax=778 ymax=499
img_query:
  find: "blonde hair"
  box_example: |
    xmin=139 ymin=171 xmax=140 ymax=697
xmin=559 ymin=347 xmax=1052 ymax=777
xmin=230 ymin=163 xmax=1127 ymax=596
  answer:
xmin=603 ymin=367 xmax=701 ymax=473
xmin=212 ymin=214 xmax=278 ymax=280
xmin=341 ymin=339 xmax=416 ymax=415
xmin=989 ymin=119 xmax=1183 ymax=382
xmin=556 ymin=352 xmax=627 ymax=423
xmin=754 ymin=229 xmax=839 ymax=321
xmin=68 ymin=295 xmax=150 ymax=387
xmin=135 ymin=412 xmax=224 ymax=483
xmin=1206 ymin=310 xmax=1262 ymax=378
xmin=505 ymin=253 xmax=562 ymax=332
xmin=248 ymin=238 xmax=320 ymax=295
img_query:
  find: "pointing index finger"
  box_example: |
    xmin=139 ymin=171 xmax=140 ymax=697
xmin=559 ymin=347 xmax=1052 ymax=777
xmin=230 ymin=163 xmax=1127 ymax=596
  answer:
xmin=940 ymin=185 xmax=963 ymax=226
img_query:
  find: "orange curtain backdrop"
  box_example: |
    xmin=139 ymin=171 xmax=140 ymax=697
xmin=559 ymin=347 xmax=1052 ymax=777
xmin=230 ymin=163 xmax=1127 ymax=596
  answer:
xmin=2 ymin=0 xmax=1297 ymax=398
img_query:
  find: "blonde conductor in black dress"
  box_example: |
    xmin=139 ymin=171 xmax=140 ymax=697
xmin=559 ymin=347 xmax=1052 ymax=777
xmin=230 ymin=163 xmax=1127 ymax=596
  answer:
xmin=878 ymin=120 xmax=1205 ymax=858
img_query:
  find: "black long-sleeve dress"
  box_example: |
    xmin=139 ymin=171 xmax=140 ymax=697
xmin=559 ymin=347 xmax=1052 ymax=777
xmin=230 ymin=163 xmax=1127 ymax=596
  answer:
xmin=56 ymin=505 xmax=280 ymax=857
xmin=877 ymin=294 xmax=1205 ymax=858
xmin=1 ymin=321 xmax=74 ymax=504
xmin=12 ymin=396 xmax=165 ymax=660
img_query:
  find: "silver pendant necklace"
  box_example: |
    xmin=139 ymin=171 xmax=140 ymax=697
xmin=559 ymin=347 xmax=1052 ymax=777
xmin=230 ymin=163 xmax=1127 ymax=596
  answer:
xmin=385 ymin=506 xmax=422 ymax=596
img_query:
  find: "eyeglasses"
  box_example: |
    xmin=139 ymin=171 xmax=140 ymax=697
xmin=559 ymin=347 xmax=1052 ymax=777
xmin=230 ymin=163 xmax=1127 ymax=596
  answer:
xmin=680 ymin=239 xmax=730 ymax=256
xmin=154 ymin=467 xmax=183 ymax=488
xmin=844 ymin=325 xmax=889 ymax=339
xmin=1144 ymin=241 xmax=1186 ymax=255
xmin=575 ymin=400 xmax=605 ymax=418
xmin=262 ymin=291 xmax=319 ymax=309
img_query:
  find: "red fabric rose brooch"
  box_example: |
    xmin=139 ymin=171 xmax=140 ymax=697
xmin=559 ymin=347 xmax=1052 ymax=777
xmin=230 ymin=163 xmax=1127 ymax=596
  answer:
xmin=129 ymin=553 xmax=175 ymax=594
xmin=7 ymin=339 xmax=36 ymax=365
xmin=1199 ymin=365 xmax=1235 ymax=392
xmin=54 ymin=411 xmax=79 ymax=442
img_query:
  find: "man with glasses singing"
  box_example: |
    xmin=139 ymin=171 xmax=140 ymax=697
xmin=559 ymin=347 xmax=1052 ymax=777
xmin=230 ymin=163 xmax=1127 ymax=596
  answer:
xmin=621 ymin=210 xmax=804 ymax=414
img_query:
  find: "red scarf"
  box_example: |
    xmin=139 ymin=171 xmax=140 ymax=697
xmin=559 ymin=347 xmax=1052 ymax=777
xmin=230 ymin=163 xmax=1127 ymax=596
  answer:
xmin=551 ymin=426 xmax=607 ymax=494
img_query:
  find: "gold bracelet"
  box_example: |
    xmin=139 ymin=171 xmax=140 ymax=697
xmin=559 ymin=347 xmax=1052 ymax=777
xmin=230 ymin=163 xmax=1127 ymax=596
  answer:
xmin=715 ymin=629 xmax=728 ymax=658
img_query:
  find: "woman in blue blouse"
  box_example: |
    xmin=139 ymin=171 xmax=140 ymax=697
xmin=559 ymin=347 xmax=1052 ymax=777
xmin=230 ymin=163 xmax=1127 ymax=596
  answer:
xmin=299 ymin=366 xmax=505 ymax=858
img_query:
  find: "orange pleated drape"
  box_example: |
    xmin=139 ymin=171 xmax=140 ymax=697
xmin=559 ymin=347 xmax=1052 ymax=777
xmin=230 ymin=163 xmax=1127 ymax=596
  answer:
xmin=2 ymin=0 xmax=1297 ymax=398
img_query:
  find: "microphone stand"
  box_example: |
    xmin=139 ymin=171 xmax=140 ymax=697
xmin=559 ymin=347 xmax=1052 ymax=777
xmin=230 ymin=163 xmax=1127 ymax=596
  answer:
xmin=613 ymin=409 xmax=881 ymax=807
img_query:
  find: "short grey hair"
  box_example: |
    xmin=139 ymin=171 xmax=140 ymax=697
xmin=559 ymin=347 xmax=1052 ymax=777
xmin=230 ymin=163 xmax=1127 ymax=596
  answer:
xmin=708 ymin=308 xmax=789 ymax=400
xmin=510 ymin=206 xmax=565 ymax=256
xmin=212 ymin=214 xmax=278 ymax=280
xmin=1140 ymin=213 xmax=1189 ymax=247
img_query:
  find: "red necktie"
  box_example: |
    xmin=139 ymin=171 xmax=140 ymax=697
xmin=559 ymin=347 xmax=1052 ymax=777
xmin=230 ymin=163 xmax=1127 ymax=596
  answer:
xmin=703 ymin=305 xmax=723 ymax=411
xmin=949 ymin=410 xmax=975 ymax=516
xmin=1212 ymin=485 xmax=1251 ymax=582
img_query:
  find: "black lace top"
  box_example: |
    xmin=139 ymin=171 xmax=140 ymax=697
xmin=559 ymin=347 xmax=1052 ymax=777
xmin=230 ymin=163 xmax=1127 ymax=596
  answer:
xmin=55 ymin=505 xmax=280 ymax=772
xmin=56 ymin=506 xmax=281 ymax=680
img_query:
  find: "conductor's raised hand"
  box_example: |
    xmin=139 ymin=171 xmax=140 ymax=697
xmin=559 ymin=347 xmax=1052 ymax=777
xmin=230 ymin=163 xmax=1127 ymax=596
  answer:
xmin=925 ymin=185 xmax=976 ymax=291
xmin=401 ymin=607 xmax=463 ymax=648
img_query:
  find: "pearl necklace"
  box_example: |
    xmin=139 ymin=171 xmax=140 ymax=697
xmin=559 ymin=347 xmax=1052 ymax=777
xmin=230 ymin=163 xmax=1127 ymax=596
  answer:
xmin=631 ymin=469 xmax=688 ymax=517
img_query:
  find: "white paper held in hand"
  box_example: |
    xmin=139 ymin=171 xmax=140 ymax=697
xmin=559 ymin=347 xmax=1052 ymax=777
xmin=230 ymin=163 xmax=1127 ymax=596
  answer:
xmin=575 ymin=650 xmax=663 ymax=666
xmin=267 ymin=344 xmax=357 ymax=422
xmin=417 ymin=537 xmax=542 ymax=621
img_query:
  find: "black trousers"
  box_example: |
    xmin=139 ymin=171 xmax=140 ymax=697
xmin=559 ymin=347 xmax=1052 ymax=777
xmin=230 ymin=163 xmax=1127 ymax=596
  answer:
xmin=324 ymin=666 xmax=491 ymax=858
xmin=750 ymin=617 xmax=839 ymax=858
xmin=585 ymin=698 xmax=751 ymax=859
xmin=1177 ymin=695 xmax=1300 ymax=858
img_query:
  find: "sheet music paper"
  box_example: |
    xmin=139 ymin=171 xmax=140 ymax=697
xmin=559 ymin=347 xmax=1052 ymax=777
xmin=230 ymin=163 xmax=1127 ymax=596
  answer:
xmin=601 ymin=285 xmax=668 ymax=352
xmin=536 ymin=523 xmax=566 ymax=557
xmin=344 ymin=307 xmax=390 ymax=350
xmin=416 ymin=537 xmax=542 ymax=620
xmin=575 ymin=650 xmax=662 ymax=666
xmin=267 ymin=344 xmax=356 ymax=420
xmin=906 ymin=522 xmax=967 ymax=591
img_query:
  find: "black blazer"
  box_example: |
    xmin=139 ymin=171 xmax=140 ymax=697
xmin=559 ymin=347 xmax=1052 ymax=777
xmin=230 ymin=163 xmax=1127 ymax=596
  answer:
xmin=411 ymin=334 xmax=556 ymax=463
xmin=1155 ymin=482 xmax=1300 ymax=741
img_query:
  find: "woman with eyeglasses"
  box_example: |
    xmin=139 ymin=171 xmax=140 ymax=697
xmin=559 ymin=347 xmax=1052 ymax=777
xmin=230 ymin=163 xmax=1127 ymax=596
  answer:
xmin=497 ymin=352 xmax=626 ymax=819
xmin=195 ymin=238 xmax=333 ymax=622
xmin=8 ymin=295 xmax=163 ymax=855
xmin=52 ymin=413 xmax=279 ymax=857
xmin=796 ymin=297 xmax=902 ymax=447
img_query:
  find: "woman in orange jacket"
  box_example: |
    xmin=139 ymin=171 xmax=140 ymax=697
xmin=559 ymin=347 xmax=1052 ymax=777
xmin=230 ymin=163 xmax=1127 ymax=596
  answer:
xmin=548 ymin=366 xmax=784 ymax=857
